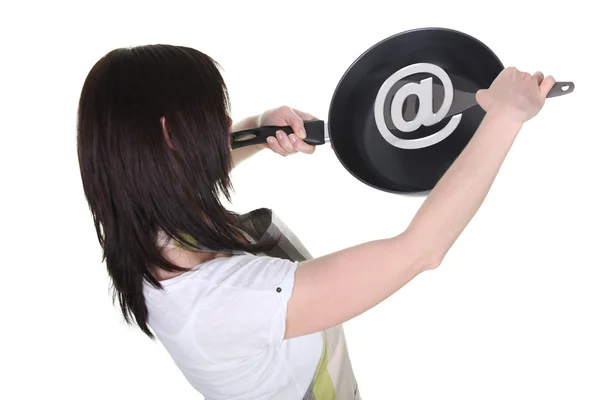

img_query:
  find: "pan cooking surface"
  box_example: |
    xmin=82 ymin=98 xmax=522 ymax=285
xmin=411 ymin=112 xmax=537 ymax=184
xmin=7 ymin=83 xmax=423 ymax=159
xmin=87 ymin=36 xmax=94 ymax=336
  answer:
xmin=328 ymin=28 xmax=504 ymax=193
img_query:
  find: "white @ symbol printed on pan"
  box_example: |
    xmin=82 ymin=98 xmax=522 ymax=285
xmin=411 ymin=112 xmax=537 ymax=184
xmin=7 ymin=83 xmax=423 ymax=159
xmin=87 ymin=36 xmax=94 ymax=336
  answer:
xmin=374 ymin=63 xmax=462 ymax=150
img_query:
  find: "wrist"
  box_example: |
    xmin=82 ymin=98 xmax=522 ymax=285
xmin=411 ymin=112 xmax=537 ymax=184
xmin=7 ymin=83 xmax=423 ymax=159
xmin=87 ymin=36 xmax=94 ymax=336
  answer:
xmin=248 ymin=114 xmax=260 ymax=129
xmin=231 ymin=115 xmax=260 ymax=132
xmin=483 ymin=108 xmax=525 ymax=133
xmin=485 ymin=105 xmax=527 ymax=127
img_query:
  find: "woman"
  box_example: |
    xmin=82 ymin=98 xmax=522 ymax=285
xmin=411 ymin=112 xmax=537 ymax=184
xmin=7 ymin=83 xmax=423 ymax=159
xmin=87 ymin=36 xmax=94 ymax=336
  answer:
xmin=77 ymin=44 xmax=555 ymax=399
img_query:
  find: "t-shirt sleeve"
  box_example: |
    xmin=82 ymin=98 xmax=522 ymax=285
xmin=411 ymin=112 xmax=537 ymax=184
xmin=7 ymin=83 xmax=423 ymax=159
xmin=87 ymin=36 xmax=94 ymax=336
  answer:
xmin=193 ymin=255 xmax=299 ymax=359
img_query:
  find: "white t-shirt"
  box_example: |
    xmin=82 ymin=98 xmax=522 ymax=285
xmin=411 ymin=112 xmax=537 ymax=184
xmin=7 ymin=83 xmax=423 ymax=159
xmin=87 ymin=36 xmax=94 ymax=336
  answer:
xmin=143 ymin=254 xmax=323 ymax=400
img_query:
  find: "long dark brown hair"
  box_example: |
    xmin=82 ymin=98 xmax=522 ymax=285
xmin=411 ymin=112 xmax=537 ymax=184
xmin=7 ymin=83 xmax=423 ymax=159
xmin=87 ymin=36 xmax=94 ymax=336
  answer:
xmin=77 ymin=44 xmax=274 ymax=338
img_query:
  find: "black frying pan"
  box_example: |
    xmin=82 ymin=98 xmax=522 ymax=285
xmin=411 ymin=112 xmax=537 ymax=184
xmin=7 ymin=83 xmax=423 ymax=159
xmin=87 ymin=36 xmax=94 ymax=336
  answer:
xmin=231 ymin=27 xmax=574 ymax=195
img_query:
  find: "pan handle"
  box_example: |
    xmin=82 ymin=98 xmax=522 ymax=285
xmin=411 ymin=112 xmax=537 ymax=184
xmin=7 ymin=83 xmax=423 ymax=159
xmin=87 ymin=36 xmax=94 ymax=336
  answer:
xmin=547 ymin=81 xmax=575 ymax=98
xmin=231 ymin=120 xmax=327 ymax=149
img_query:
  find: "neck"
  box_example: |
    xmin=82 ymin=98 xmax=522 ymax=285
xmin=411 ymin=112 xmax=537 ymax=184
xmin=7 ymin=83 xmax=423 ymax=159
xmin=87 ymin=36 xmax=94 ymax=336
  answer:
xmin=153 ymin=246 xmax=232 ymax=281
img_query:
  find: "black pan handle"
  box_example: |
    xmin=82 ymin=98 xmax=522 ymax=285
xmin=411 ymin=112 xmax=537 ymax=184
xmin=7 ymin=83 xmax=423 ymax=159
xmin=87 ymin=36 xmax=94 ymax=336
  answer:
xmin=547 ymin=81 xmax=575 ymax=98
xmin=231 ymin=120 xmax=326 ymax=149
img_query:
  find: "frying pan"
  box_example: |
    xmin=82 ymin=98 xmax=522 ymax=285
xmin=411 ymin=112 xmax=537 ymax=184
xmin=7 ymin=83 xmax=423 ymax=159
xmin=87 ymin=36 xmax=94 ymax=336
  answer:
xmin=231 ymin=27 xmax=574 ymax=195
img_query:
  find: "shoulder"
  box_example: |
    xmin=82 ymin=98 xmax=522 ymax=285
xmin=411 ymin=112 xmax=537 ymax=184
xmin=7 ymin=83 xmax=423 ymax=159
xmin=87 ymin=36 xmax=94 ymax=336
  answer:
xmin=195 ymin=254 xmax=299 ymax=292
xmin=183 ymin=255 xmax=300 ymax=351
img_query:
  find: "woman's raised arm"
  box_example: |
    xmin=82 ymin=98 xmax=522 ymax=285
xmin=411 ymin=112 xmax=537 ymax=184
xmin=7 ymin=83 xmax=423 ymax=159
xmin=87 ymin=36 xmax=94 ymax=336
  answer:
xmin=284 ymin=68 xmax=556 ymax=339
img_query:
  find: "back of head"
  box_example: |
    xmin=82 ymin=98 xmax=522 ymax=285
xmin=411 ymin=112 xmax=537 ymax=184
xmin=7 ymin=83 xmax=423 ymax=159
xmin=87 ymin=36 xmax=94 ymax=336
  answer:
xmin=77 ymin=44 xmax=273 ymax=337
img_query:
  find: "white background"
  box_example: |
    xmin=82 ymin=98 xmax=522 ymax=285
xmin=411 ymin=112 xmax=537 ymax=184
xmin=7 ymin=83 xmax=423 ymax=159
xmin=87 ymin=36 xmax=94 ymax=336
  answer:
xmin=1 ymin=0 xmax=598 ymax=399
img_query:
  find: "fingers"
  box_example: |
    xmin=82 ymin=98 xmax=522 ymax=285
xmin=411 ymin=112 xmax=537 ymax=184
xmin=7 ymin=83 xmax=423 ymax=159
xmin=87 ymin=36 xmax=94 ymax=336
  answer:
xmin=285 ymin=110 xmax=308 ymax=140
xmin=267 ymin=130 xmax=295 ymax=156
xmin=532 ymin=71 xmax=544 ymax=85
xmin=539 ymin=75 xmax=556 ymax=98
xmin=277 ymin=106 xmax=320 ymax=139
xmin=289 ymin=133 xmax=316 ymax=154
xmin=260 ymin=106 xmax=319 ymax=156
xmin=266 ymin=130 xmax=316 ymax=156
xmin=265 ymin=136 xmax=286 ymax=155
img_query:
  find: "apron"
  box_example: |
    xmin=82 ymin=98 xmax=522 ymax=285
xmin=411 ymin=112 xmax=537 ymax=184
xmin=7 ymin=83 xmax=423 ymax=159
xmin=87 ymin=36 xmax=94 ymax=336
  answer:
xmin=236 ymin=208 xmax=362 ymax=400
xmin=159 ymin=208 xmax=362 ymax=399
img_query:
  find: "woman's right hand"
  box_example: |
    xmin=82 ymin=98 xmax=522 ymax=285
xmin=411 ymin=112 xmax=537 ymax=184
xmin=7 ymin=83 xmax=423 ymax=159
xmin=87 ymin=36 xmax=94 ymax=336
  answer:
xmin=476 ymin=66 xmax=556 ymax=123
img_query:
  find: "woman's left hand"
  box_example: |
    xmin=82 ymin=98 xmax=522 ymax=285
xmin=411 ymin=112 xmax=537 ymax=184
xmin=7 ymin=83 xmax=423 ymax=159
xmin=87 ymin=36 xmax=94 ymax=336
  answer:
xmin=257 ymin=106 xmax=318 ymax=156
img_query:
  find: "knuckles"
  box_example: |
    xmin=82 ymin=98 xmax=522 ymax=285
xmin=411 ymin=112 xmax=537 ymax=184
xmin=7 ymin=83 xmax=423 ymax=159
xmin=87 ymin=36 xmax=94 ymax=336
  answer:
xmin=277 ymin=105 xmax=293 ymax=114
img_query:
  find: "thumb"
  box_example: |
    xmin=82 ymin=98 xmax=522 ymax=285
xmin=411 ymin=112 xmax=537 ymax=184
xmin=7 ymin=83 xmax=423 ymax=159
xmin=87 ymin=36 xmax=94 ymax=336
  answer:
xmin=287 ymin=112 xmax=307 ymax=140
xmin=539 ymin=75 xmax=556 ymax=99
xmin=475 ymin=89 xmax=489 ymax=108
